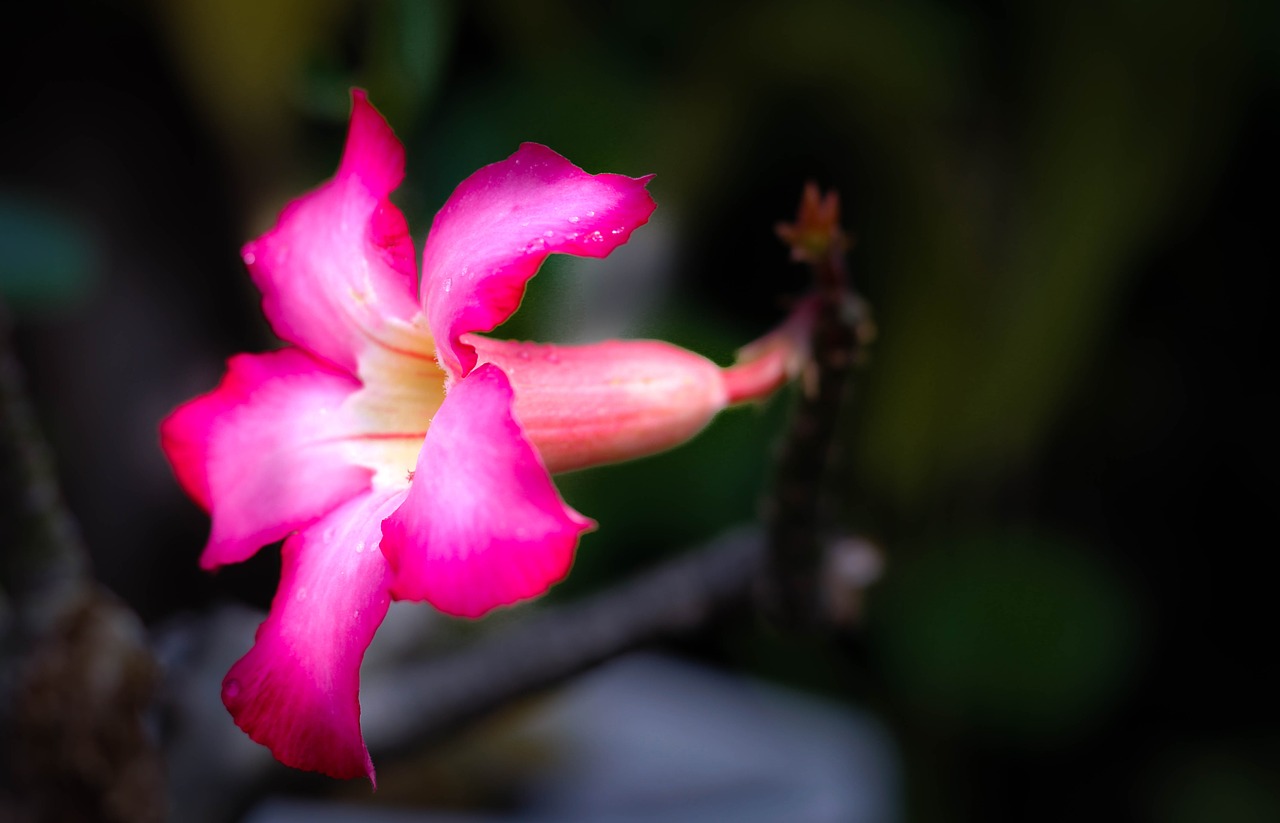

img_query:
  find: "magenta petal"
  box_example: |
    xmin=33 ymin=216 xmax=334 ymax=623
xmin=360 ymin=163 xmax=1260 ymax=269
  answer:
xmin=422 ymin=143 xmax=656 ymax=378
xmin=380 ymin=363 xmax=594 ymax=617
xmin=223 ymin=489 xmax=402 ymax=784
xmin=160 ymin=348 xmax=371 ymax=570
xmin=242 ymin=90 xmax=419 ymax=374
xmin=337 ymin=89 xmax=406 ymax=197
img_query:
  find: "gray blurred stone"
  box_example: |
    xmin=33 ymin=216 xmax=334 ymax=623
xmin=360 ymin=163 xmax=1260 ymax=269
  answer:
xmin=244 ymin=653 xmax=898 ymax=823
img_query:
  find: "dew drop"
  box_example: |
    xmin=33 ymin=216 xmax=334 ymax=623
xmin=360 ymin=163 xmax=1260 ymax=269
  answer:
xmin=586 ymin=210 xmax=596 ymax=217
xmin=569 ymin=215 xmax=580 ymax=224
xmin=295 ymin=587 xmax=308 ymax=602
xmin=354 ymin=541 xmax=365 ymax=554
xmin=516 ymin=348 xmax=532 ymax=361
xmin=545 ymin=351 xmax=560 ymax=364
xmin=242 ymin=251 xmax=256 ymax=266
xmin=224 ymin=679 xmax=241 ymax=699
xmin=443 ymin=277 xmax=452 ymax=293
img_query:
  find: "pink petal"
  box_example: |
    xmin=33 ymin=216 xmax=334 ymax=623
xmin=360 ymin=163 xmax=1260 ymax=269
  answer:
xmin=242 ymin=90 xmax=420 ymax=374
xmin=222 ymin=489 xmax=403 ymax=785
xmin=471 ymin=336 xmax=729 ymax=474
xmin=422 ymin=143 xmax=656 ymax=378
xmin=380 ymin=363 xmax=594 ymax=617
xmin=160 ymin=348 xmax=371 ymax=570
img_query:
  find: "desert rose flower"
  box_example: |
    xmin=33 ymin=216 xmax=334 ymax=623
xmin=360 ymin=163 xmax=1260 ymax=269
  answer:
xmin=161 ymin=91 xmax=803 ymax=782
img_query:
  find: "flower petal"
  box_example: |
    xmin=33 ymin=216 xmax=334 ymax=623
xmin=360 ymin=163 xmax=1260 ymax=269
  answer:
xmin=422 ymin=143 xmax=656 ymax=378
xmin=160 ymin=348 xmax=371 ymax=570
xmin=380 ymin=363 xmax=594 ymax=617
xmin=222 ymin=489 xmax=403 ymax=785
xmin=242 ymin=89 xmax=420 ymax=374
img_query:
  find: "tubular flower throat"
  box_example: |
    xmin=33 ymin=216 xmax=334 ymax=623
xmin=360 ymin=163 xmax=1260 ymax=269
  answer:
xmin=161 ymin=91 xmax=804 ymax=783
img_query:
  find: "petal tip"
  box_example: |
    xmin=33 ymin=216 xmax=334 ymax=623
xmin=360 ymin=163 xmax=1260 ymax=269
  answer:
xmin=219 ymin=501 xmax=394 ymax=784
xmin=339 ymin=89 xmax=404 ymax=198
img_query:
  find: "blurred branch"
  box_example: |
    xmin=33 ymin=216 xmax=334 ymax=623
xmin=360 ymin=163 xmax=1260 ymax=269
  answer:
xmin=765 ymin=183 xmax=868 ymax=627
xmin=368 ymin=527 xmax=765 ymax=756
xmin=0 ymin=307 xmax=88 ymax=623
xmin=0 ymin=303 xmax=164 ymax=823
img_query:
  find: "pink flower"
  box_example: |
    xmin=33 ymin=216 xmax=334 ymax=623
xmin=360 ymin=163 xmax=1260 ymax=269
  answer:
xmin=161 ymin=91 xmax=798 ymax=783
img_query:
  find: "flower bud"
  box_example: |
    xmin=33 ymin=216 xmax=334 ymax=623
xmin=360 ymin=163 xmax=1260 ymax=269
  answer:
xmin=469 ymin=336 xmax=729 ymax=474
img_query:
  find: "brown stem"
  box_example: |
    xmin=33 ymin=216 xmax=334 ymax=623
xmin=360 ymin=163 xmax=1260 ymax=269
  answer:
xmin=763 ymin=184 xmax=864 ymax=627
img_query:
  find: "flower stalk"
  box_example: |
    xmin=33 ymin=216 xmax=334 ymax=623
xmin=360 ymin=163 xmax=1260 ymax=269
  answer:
xmin=763 ymin=183 xmax=870 ymax=627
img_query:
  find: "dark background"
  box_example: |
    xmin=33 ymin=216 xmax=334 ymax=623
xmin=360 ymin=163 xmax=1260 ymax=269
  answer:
xmin=2 ymin=0 xmax=1276 ymax=821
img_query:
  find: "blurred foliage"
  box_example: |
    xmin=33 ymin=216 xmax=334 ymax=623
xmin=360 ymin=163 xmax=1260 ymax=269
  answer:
xmin=148 ymin=0 xmax=348 ymax=190
xmin=0 ymin=193 xmax=98 ymax=315
xmin=1149 ymin=747 xmax=1280 ymax=823
xmin=868 ymin=532 xmax=1139 ymax=739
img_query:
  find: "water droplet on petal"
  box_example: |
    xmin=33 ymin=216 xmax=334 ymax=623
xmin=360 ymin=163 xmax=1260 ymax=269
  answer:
xmin=295 ymin=587 xmax=308 ymax=602
xmin=544 ymin=230 xmax=554 ymax=238
xmin=224 ymin=679 xmax=241 ymax=699
xmin=242 ymin=251 xmax=256 ymax=266
xmin=586 ymin=210 xmax=596 ymax=217
xmin=569 ymin=215 xmax=580 ymax=223
xmin=443 ymin=278 xmax=452 ymax=293
xmin=545 ymin=351 xmax=560 ymax=364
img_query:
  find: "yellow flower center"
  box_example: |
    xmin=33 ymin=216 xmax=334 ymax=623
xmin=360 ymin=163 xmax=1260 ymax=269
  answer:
xmin=340 ymin=314 xmax=447 ymax=490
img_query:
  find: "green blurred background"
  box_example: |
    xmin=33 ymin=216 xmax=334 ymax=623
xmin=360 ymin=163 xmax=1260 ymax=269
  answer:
xmin=2 ymin=0 xmax=1275 ymax=820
